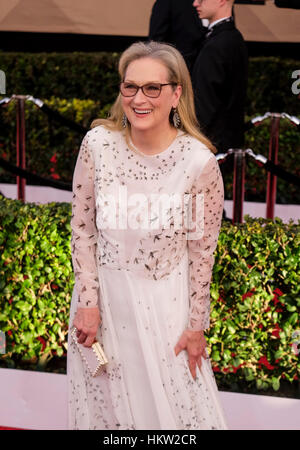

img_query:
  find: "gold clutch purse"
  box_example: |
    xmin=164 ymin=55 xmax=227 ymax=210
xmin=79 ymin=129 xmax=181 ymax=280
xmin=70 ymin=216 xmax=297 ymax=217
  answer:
xmin=70 ymin=326 xmax=108 ymax=377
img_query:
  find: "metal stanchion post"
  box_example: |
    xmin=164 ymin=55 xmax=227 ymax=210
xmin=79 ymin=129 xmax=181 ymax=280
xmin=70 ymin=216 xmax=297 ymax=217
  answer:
xmin=232 ymin=149 xmax=245 ymax=224
xmin=266 ymin=113 xmax=280 ymax=219
xmin=15 ymin=95 xmax=27 ymax=202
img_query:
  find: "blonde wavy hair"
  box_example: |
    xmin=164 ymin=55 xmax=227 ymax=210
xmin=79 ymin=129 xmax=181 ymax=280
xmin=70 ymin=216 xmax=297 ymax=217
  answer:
xmin=91 ymin=41 xmax=216 ymax=154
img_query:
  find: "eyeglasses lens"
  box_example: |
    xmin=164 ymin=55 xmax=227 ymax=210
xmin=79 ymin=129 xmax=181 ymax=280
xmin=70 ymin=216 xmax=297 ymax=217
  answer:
xmin=121 ymin=83 xmax=162 ymax=98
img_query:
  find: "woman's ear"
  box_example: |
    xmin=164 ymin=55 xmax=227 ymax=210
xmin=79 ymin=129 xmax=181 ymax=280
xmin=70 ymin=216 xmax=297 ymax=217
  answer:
xmin=173 ymin=84 xmax=182 ymax=108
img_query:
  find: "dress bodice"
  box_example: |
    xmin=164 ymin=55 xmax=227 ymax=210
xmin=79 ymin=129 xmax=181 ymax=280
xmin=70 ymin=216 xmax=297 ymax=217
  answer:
xmin=71 ymin=125 xmax=224 ymax=330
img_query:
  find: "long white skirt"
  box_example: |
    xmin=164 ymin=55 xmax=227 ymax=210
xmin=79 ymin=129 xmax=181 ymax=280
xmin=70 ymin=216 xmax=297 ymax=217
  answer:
xmin=67 ymin=250 xmax=228 ymax=430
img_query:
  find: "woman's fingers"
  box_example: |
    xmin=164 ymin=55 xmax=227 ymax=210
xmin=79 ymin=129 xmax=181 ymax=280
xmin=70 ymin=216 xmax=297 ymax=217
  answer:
xmin=77 ymin=330 xmax=96 ymax=347
xmin=189 ymin=347 xmax=209 ymax=379
xmin=83 ymin=334 xmax=96 ymax=348
xmin=197 ymin=355 xmax=203 ymax=371
xmin=72 ymin=307 xmax=101 ymax=347
xmin=77 ymin=331 xmax=87 ymax=343
xmin=196 ymin=348 xmax=209 ymax=373
xmin=175 ymin=330 xmax=208 ymax=380
xmin=174 ymin=333 xmax=187 ymax=356
xmin=190 ymin=354 xmax=207 ymax=379
xmin=174 ymin=342 xmax=183 ymax=356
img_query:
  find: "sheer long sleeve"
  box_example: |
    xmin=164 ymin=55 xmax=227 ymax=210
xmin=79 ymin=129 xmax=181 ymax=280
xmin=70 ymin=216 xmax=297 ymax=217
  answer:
xmin=187 ymin=155 xmax=224 ymax=331
xmin=71 ymin=132 xmax=100 ymax=308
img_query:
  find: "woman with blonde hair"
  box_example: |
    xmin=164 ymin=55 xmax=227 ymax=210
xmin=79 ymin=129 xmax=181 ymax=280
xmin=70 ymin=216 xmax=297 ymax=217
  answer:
xmin=67 ymin=40 xmax=228 ymax=430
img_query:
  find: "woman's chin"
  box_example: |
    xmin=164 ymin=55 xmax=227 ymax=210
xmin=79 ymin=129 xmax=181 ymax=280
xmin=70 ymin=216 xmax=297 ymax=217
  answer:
xmin=129 ymin=119 xmax=154 ymax=132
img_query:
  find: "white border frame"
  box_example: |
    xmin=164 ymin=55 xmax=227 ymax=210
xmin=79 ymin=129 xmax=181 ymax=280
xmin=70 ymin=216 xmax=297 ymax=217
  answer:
xmin=0 ymin=368 xmax=299 ymax=430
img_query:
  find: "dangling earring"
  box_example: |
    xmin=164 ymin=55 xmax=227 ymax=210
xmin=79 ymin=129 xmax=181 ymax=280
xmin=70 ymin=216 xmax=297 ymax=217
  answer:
xmin=172 ymin=107 xmax=181 ymax=128
xmin=122 ymin=113 xmax=128 ymax=128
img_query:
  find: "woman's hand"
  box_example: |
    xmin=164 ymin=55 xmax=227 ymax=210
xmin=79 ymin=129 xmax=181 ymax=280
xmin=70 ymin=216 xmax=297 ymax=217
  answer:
xmin=72 ymin=307 xmax=101 ymax=347
xmin=174 ymin=329 xmax=207 ymax=380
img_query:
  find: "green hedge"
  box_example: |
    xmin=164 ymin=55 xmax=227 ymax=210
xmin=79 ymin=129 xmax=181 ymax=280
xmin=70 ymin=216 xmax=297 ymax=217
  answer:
xmin=0 ymin=53 xmax=299 ymax=203
xmin=225 ymin=117 xmax=300 ymax=204
xmin=0 ymin=195 xmax=299 ymax=394
xmin=0 ymin=195 xmax=73 ymax=370
xmin=246 ymin=57 xmax=300 ymax=117
xmin=0 ymin=98 xmax=299 ymax=203
xmin=211 ymin=217 xmax=300 ymax=393
xmin=0 ymin=52 xmax=120 ymax=105
xmin=0 ymin=52 xmax=299 ymax=116
xmin=0 ymin=97 xmax=109 ymax=184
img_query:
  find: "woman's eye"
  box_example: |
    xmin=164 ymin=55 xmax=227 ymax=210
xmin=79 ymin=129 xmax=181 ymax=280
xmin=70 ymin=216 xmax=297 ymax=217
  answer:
xmin=124 ymin=83 xmax=136 ymax=89
xmin=146 ymin=84 xmax=160 ymax=91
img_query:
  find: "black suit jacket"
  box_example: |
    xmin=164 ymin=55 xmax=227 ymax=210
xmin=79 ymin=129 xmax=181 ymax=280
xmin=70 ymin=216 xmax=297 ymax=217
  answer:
xmin=149 ymin=0 xmax=207 ymax=73
xmin=192 ymin=21 xmax=248 ymax=153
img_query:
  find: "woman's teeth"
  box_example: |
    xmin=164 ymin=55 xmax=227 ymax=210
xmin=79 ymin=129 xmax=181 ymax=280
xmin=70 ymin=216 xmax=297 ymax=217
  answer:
xmin=133 ymin=109 xmax=152 ymax=115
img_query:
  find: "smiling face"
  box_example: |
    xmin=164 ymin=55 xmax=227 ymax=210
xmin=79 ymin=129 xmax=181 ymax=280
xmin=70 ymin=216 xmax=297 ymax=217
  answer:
xmin=121 ymin=57 xmax=182 ymax=135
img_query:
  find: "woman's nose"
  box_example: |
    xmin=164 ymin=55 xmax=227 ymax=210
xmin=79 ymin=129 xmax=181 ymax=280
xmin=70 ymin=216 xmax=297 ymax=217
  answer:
xmin=133 ymin=87 xmax=148 ymax=103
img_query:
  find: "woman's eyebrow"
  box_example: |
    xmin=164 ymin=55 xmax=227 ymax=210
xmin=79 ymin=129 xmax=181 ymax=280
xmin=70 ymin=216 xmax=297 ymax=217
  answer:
xmin=124 ymin=79 xmax=162 ymax=84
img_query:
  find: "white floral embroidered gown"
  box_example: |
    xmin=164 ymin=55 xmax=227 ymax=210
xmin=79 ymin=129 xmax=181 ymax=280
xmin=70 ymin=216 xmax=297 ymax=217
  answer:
xmin=67 ymin=125 xmax=228 ymax=430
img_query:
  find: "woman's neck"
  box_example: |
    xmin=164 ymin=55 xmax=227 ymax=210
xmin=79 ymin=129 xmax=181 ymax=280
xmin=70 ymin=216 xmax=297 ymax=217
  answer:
xmin=130 ymin=125 xmax=178 ymax=156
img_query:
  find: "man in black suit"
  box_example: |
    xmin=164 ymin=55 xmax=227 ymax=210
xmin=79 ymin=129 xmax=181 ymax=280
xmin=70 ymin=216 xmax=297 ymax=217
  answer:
xmin=149 ymin=0 xmax=208 ymax=73
xmin=192 ymin=0 xmax=248 ymax=153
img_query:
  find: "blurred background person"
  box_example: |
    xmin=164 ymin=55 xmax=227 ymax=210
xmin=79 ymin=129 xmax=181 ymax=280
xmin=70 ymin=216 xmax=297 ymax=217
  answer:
xmin=192 ymin=0 xmax=248 ymax=212
xmin=149 ymin=0 xmax=209 ymax=73
xmin=192 ymin=0 xmax=248 ymax=154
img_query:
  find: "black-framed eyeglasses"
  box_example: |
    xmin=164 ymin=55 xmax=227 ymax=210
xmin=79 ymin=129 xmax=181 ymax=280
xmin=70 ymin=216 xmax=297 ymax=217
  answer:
xmin=120 ymin=81 xmax=178 ymax=98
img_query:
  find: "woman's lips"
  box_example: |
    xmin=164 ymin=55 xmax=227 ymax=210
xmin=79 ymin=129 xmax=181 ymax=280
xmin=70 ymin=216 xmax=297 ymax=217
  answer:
xmin=132 ymin=108 xmax=153 ymax=117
